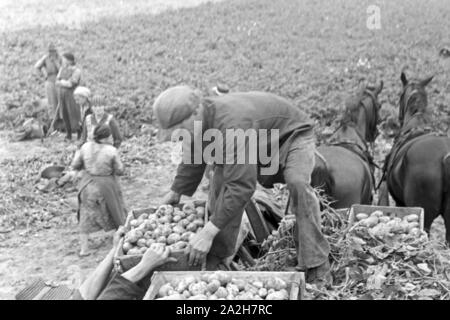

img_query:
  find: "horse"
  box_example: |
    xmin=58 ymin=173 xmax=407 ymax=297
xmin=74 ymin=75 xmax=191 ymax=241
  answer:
xmin=378 ymin=72 xmax=450 ymax=243
xmin=311 ymin=81 xmax=383 ymax=209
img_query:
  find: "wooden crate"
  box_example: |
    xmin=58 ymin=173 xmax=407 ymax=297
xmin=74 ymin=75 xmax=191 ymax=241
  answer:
xmin=114 ymin=200 xmax=208 ymax=273
xmin=348 ymin=204 xmax=424 ymax=230
xmin=143 ymin=271 xmax=305 ymax=300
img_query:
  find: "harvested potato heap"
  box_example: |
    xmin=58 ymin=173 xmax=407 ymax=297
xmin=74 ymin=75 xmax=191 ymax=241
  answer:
xmin=123 ymin=203 xmax=205 ymax=256
xmin=156 ymin=271 xmax=290 ymax=300
xmin=353 ymin=210 xmax=422 ymax=242
xmin=252 ymin=206 xmax=450 ymax=300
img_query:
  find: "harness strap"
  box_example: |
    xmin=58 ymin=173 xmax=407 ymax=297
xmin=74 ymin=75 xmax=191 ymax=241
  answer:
xmin=380 ymin=129 xmax=439 ymax=189
xmin=314 ymin=150 xmax=328 ymax=166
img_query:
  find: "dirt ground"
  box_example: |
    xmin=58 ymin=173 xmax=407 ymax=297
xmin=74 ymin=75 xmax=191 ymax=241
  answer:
xmin=1 ymin=0 xmax=450 ymax=300
xmin=0 ymin=130 xmax=211 ymax=299
xmin=0 ymin=0 xmax=215 ymax=300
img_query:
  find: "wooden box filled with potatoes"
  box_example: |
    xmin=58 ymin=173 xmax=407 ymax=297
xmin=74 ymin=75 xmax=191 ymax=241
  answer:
xmin=143 ymin=271 xmax=305 ymax=300
xmin=348 ymin=204 xmax=425 ymax=241
xmin=114 ymin=200 xmax=208 ymax=273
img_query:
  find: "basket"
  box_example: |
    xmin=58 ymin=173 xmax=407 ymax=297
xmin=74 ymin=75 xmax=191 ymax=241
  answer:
xmin=15 ymin=278 xmax=73 ymax=300
xmin=114 ymin=200 xmax=208 ymax=273
xmin=348 ymin=204 xmax=424 ymax=230
xmin=143 ymin=271 xmax=305 ymax=300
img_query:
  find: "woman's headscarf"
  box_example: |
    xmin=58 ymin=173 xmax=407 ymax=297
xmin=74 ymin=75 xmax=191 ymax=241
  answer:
xmin=74 ymin=86 xmax=91 ymax=100
xmin=93 ymin=124 xmax=111 ymax=143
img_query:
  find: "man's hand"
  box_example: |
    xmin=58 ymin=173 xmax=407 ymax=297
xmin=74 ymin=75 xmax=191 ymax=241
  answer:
xmin=113 ymin=226 xmax=126 ymax=248
xmin=162 ymin=190 xmax=181 ymax=205
xmin=186 ymin=221 xmax=220 ymax=266
xmin=60 ymin=80 xmax=71 ymax=87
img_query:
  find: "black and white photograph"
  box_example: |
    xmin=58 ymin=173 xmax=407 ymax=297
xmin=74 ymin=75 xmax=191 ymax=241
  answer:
xmin=1 ymin=0 xmax=450 ymax=303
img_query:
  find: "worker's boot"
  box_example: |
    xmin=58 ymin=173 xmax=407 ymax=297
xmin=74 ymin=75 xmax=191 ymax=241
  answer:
xmin=305 ymin=260 xmax=332 ymax=288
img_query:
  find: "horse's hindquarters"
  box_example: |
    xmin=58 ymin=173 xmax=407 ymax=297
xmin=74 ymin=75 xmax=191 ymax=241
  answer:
xmin=394 ymin=136 xmax=450 ymax=229
xmin=313 ymin=146 xmax=372 ymax=208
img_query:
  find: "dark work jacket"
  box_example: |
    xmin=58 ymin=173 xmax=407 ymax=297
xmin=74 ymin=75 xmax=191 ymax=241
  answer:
xmin=171 ymin=92 xmax=314 ymax=231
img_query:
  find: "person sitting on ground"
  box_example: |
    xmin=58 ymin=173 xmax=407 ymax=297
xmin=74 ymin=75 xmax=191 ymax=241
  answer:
xmin=13 ymin=117 xmax=48 ymax=142
xmin=70 ymin=124 xmax=127 ymax=256
xmin=71 ymin=227 xmax=176 ymax=300
xmin=79 ymin=96 xmax=122 ymax=149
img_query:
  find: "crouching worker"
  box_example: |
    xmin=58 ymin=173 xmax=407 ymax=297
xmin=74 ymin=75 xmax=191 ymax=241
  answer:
xmin=71 ymin=227 xmax=176 ymax=300
xmin=152 ymin=86 xmax=332 ymax=285
xmin=69 ymin=124 xmax=127 ymax=256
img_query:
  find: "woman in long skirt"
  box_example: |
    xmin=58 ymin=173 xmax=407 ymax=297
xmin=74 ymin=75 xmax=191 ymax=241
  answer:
xmin=70 ymin=124 xmax=127 ymax=256
xmin=56 ymin=52 xmax=82 ymax=141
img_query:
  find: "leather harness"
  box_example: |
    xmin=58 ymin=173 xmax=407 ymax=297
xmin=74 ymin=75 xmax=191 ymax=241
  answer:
xmin=321 ymin=89 xmax=380 ymax=190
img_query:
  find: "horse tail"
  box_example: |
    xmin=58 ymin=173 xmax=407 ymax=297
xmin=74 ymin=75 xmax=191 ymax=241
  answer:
xmin=311 ymin=151 xmax=335 ymax=198
xmin=441 ymin=152 xmax=450 ymax=219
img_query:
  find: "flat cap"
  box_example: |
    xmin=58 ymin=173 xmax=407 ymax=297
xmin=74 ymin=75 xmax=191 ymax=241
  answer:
xmin=153 ymin=85 xmax=201 ymax=129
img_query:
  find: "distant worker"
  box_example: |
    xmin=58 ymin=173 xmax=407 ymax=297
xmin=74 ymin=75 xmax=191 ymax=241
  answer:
xmin=34 ymin=43 xmax=62 ymax=117
xmin=79 ymin=96 xmax=122 ymax=149
xmin=70 ymin=124 xmax=127 ymax=256
xmin=55 ymin=52 xmax=82 ymax=141
xmin=74 ymin=86 xmax=93 ymax=131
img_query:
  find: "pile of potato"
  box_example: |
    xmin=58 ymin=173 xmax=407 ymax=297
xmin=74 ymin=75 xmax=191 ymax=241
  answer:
xmin=122 ymin=203 xmax=205 ymax=256
xmin=355 ymin=210 xmax=421 ymax=240
xmin=155 ymin=271 xmax=290 ymax=300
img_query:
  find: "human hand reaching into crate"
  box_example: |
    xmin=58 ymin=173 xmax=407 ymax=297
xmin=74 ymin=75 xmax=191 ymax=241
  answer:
xmin=121 ymin=244 xmax=178 ymax=284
